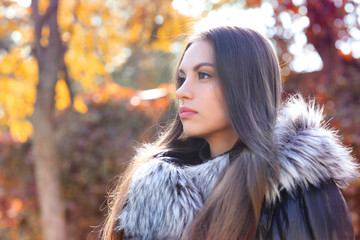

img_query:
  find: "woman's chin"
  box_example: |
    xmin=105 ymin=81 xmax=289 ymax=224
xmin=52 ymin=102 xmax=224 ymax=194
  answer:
xmin=183 ymin=129 xmax=203 ymax=138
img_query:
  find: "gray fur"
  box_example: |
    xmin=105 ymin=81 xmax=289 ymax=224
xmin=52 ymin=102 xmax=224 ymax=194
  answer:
xmin=266 ymin=96 xmax=359 ymax=203
xmin=116 ymin=155 xmax=229 ymax=239
xmin=116 ymin=96 xmax=359 ymax=239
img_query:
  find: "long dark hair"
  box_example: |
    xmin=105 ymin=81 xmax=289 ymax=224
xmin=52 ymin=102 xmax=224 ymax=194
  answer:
xmin=101 ymin=26 xmax=282 ymax=240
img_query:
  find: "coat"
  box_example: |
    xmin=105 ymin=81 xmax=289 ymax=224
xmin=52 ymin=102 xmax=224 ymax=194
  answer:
xmin=115 ymin=97 xmax=359 ymax=239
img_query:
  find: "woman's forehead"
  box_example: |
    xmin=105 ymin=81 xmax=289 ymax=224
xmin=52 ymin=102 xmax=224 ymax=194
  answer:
xmin=179 ymin=40 xmax=214 ymax=70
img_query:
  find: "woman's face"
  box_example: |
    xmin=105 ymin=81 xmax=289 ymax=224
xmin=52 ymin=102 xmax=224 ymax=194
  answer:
xmin=176 ymin=40 xmax=236 ymax=144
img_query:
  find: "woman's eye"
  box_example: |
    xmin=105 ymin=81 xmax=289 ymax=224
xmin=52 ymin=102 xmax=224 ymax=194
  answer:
xmin=177 ymin=76 xmax=186 ymax=85
xmin=198 ymin=72 xmax=211 ymax=80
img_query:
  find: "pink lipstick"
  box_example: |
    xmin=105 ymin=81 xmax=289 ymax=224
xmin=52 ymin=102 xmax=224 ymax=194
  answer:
xmin=179 ymin=106 xmax=198 ymax=119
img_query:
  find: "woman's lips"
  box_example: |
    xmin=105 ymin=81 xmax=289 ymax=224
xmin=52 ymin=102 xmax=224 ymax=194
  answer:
xmin=179 ymin=106 xmax=198 ymax=119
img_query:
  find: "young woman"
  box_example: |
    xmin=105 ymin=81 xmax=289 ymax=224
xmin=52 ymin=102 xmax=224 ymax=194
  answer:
xmin=101 ymin=26 xmax=359 ymax=239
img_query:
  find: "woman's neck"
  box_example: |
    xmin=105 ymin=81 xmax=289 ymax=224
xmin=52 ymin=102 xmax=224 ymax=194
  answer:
xmin=205 ymin=130 xmax=239 ymax=158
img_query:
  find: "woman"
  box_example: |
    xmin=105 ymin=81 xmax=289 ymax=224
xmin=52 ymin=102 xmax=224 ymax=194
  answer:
xmin=101 ymin=26 xmax=358 ymax=239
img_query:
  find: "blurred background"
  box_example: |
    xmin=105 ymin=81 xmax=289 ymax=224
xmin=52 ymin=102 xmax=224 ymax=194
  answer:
xmin=0 ymin=0 xmax=359 ymax=239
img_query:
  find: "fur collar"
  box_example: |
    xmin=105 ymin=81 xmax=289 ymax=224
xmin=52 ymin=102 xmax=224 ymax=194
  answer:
xmin=117 ymin=96 xmax=358 ymax=239
xmin=265 ymin=95 xmax=358 ymax=203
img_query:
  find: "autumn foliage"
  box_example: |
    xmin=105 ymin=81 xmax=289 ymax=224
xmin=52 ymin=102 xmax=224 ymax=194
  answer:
xmin=0 ymin=0 xmax=359 ymax=239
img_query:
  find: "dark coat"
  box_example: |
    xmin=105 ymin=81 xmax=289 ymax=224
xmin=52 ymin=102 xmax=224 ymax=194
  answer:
xmin=116 ymin=97 xmax=358 ymax=239
xmin=256 ymin=180 xmax=354 ymax=239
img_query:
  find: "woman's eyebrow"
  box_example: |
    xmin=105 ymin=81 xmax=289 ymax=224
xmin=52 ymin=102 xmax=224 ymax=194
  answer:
xmin=178 ymin=62 xmax=215 ymax=74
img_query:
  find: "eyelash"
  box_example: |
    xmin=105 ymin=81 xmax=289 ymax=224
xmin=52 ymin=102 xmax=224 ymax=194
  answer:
xmin=198 ymin=72 xmax=211 ymax=79
xmin=177 ymin=76 xmax=186 ymax=85
xmin=177 ymin=72 xmax=211 ymax=85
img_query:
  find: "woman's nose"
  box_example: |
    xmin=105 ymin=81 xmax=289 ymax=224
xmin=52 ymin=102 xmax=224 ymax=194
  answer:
xmin=175 ymin=79 xmax=193 ymax=101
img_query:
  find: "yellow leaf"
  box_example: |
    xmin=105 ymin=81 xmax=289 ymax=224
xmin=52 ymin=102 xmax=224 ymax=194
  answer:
xmin=85 ymin=31 xmax=94 ymax=50
xmin=75 ymin=3 xmax=92 ymax=27
xmin=0 ymin=54 xmax=17 ymax=75
xmin=40 ymin=25 xmax=50 ymax=47
xmin=16 ymin=57 xmax=39 ymax=83
xmin=74 ymin=95 xmax=88 ymax=113
xmin=128 ymin=23 xmax=142 ymax=43
xmin=9 ymin=119 xmax=33 ymax=143
xmin=18 ymin=26 xmax=34 ymax=45
xmin=55 ymin=79 xmax=71 ymax=110
xmin=0 ymin=111 xmax=7 ymax=126
xmin=5 ymin=93 xmax=30 ymax=118
xmin=89 ymin=53 xmax=105 ymax=75
xmin=39 ymin=0 xmax=50 ymax=15
xmin=58 ymin=0 xmax=77 ymax=31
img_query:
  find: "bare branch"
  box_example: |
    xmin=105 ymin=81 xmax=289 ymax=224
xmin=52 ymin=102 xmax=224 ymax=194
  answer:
xmin=31 ymin=0 xmax=39 ymax=22
xmin=63 ymin=63 xmax=75 ymax=106
xmin=42 ymin=0 xmax=59 ymax=24
xmin=31 ymin=0 xmax=43 ymax=58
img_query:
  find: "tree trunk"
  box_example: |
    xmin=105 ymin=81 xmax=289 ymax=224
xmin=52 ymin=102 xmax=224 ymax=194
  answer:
xmin=31 ymin=0 xmax=67 ymax=239
xmin=32 ymin=110 xmax=66 ymax=240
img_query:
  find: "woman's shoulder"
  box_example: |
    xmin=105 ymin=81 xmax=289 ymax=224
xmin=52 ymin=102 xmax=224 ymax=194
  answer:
xmin=257 ymin=95 xmax=359 ymax=239
xmin=257 ymin=180 xmax=354 ymax=239
xmin=265 ymin=95 xmax=359 ymax=203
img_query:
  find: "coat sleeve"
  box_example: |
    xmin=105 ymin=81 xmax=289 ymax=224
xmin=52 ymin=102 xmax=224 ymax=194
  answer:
xmin=258 ymin=180 xmax=355 ymax=240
